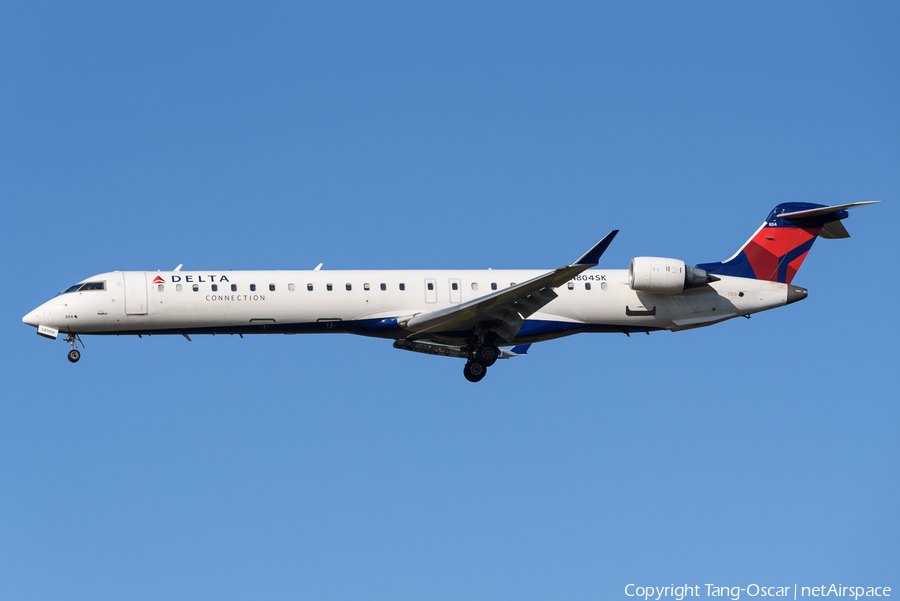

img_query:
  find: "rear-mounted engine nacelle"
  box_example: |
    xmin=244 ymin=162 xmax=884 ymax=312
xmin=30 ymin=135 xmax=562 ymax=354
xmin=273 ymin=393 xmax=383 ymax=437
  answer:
xmin=629 ymin=257 xmax=717 ymax=294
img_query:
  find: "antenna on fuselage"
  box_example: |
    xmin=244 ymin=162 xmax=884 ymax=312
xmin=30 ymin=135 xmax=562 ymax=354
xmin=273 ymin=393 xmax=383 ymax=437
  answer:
xmin=174 ymin=264 xmax=183 ymax=271
xmin=314 ymin=263 xmax=323 ymax=270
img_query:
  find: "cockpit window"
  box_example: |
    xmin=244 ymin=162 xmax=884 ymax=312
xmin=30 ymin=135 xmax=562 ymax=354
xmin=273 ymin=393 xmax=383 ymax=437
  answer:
xmin=57 ymin=281 xmax=105 ymax=296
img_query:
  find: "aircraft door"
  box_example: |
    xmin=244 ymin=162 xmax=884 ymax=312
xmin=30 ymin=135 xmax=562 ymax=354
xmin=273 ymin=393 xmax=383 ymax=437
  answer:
xmin=123 ymin=271 xmax=148 ymax=315
xmin=449 ymin=278 xmax=461 ymax=303
xmin=424 ymin=278 xmax=437 ymax=303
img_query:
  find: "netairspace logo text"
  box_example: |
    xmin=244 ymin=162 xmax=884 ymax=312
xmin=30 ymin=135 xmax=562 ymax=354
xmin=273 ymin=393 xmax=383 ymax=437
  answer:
xmin=625 ymin=584 xmax=891 ymax=601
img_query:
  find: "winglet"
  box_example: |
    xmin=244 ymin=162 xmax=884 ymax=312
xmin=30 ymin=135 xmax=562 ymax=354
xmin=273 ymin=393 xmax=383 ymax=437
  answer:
xmin=574 ymin=230 xmax=619 ymax=266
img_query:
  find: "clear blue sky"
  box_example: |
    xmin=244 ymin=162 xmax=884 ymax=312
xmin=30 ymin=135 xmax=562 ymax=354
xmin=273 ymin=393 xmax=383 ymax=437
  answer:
xmin=1 ymin=2 xmax=897 ymax=599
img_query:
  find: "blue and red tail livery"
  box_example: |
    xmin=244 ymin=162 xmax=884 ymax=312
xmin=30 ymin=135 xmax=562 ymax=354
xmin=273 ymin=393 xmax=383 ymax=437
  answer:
xmin=696 ymin=202 xmax=876 ymax=284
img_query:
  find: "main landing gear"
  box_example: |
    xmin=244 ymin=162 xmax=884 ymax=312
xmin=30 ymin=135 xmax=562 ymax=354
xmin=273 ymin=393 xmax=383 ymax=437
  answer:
xmin=65 ymin=334 xmax=83 ymax=363
xmin=463 ymin=361 xmax=486 ymax=382
xmin=473 ymin=344 xmax=499 ymax=367
xmin=463 ymin=343 xmax=500 ymax=383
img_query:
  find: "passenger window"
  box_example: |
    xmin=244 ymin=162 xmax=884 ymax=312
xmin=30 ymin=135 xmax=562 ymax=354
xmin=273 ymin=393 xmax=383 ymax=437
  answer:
xmin=567 ymin=282 xmax=574 ymax=290
xmin=307 ymin=284 xmax=313 ymax=291
xmin=380 ymin=283 xmax=386 ymax=291
xmin=346 ymin=283 xmax=352 ymax=291
xmin=250 ymin=284 xmax=256 ymax=292
xmin=288 ymin=283 xmax=295 ymax=291
xmin=193 ymin=284 xmax=199 ymax=292
xmin=212 ymin=284 xmax=218 ymax=292
xmin=601 ymin=282 xmax=608 ymax=291
xmin=269 ymin=284 xmax=275 ymax=291
xmin=399 ymin=283 xmax=405 ymax=291
xmin=176 ymin=284 xmax=183 ymax=292
xmin=231 ymin=284 xmax=237 ymax=292
xmin=471 ymin=283 xmax=478 ymax=291
xmin=427 ymin=283 xmax=434 ymax=291
xmin=327 ymin=284 xmax=333 ymax=291
xmin=158 ymin=284 xmax=164 ymax=292
xmin=491 ymin=283 xmax=497 ymax=290
xmin=585 ymin=283 xmax=591 ymax=290
xmin=364 ymin=283 xmax=370 ymax=291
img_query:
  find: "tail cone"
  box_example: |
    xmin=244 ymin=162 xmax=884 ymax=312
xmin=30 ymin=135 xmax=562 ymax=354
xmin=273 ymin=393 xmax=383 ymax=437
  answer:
xmin=786 ymin=286 xmax=808 ymax=305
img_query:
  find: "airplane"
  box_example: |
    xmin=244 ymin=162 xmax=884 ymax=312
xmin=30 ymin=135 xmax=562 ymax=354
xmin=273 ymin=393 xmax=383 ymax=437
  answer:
xmin=22 ymin=202 xmax=877 ymax=382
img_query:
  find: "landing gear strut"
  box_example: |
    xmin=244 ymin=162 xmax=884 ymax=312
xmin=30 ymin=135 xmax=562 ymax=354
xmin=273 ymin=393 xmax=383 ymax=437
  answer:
xmin=65 ymin=334 xmax=83 ymax=363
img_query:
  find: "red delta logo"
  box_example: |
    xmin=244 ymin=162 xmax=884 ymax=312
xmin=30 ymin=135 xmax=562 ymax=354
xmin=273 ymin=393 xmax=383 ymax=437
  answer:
xmin=152 ymin=276 xmax=165 ymax=284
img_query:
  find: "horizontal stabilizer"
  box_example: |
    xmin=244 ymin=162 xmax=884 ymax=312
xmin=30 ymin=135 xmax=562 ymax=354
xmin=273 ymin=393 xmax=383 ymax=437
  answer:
xmin=778 ymin=201 xmax=880 ymax=221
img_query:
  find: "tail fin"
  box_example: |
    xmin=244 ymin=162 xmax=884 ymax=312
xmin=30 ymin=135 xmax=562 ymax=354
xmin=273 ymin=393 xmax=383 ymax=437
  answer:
xmin=696 ymin=202 xmax=878 ymax=284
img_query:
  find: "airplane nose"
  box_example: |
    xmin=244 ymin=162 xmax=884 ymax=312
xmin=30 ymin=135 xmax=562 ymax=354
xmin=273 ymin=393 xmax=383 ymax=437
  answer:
xmin=23 ymin=310 xmax=39 ymax=327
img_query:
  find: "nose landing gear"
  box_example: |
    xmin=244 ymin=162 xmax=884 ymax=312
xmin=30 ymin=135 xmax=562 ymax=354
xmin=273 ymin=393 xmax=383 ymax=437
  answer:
xmin=64 ymin=334 xmax=84 ymax=363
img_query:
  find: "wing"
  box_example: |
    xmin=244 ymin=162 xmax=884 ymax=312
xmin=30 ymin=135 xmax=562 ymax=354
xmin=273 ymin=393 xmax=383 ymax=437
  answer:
xmin=398 ymin=231 xmax=618 ymax=342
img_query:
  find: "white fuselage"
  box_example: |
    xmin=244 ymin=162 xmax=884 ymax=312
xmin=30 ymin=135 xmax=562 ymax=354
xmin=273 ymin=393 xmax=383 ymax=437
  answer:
xmin=24 ymin=268 xmax=792 ymax=345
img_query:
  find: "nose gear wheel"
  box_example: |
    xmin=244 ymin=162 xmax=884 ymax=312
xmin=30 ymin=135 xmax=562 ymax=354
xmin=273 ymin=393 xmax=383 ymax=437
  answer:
xmin=64 ymin=333 xmax=84 ymax=363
